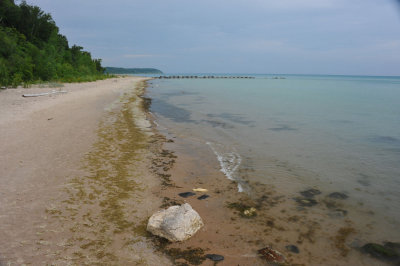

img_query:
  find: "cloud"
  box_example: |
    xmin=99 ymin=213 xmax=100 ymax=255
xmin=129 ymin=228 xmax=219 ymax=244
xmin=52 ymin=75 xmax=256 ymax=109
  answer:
xmin=248 ymin=0 xmax=339 ymax=9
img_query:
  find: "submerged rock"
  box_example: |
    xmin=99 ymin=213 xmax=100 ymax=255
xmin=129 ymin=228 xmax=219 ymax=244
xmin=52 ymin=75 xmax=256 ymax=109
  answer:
xmin=205 ymin=254 xmax=224 ymax=261
xmin=178 ymin=192 xmax=196 ymax=198
xmin=295 ymin=197 xmax=318 ymax=207
xmin=328 ymin=192 xmax=349 ymax=199
xmin=328 ymin=209 xmax=348 ymax=218
xmin=258 ymin=247 xmax=285 ymax=263
xmin=300 ymin=188 xmax=321 ymax=198
xmin=285 ymin=245 xmax=300 ymax=254
xmin=147 ymin=203 xmax=204 ymax=242
xmin=362 ymin=243 xmax=400 ymax=263
xmin=384 ymin=242 xmax=400 ymax=254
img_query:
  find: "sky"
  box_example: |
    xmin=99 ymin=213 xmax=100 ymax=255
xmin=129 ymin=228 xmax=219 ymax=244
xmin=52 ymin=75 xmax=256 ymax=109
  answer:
xmin=26 ymin=0 xmax=400 ymax=75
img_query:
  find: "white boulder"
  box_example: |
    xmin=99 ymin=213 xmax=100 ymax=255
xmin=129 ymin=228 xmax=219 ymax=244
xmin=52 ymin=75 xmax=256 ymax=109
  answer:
xmin=147 ymin=203 xmax=204 ymax=242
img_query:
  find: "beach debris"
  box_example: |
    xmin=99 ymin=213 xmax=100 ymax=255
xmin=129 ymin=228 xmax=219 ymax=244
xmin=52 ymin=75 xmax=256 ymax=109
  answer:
xmin=295 ymin=197 xmax=318 ymax=207
xmin=205 ymin=254 xmax=224 ymax=261
xmin=193 ymin=188 xmax=208 ymax=192
xmin=147 ymin=203 xmax=203 ymax=242
xmin=328 ymin=192 xmax=349 ymax=199
xmin=197 ymin=194 xmax=210 ymax=200
xmin=243 ymin=207 xmax=257 ymax=217
xmin=22 ymin=90 xmax=67 ymax=97
xmin=227 ymin=202 xmax=257 ymax=218
xmin=258 ymin=246 xmax=285 ymax=263
xmin=178 ymin=192 xmax=196 ymax=198
xmin=361 ymin=242 xmax=400 ymax=263
xmin=285 ymin=244 xmax=300 ymax=254
xmin=300 ymin=188 xmax=321 ymax=198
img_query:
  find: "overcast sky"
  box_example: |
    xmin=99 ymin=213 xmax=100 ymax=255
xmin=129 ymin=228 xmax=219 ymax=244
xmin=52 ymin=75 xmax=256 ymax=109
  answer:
xmin=26 ymin=0 xmax=400 ymax=75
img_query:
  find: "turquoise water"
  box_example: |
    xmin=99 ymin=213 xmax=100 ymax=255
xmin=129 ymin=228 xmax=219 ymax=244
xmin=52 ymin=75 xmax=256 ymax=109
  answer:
xmin=147 ymin=74 xmax=400 ymax=229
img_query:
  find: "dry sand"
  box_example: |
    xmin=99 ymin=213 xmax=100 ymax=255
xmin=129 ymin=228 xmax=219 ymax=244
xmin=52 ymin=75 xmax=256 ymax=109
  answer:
xmin=0 ymin=77 xmax=170 ymax=265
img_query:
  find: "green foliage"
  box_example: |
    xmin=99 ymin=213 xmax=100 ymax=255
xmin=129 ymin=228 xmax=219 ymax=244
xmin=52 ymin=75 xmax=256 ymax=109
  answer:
xmin=0 ymin=0 xmax=106 ymax=86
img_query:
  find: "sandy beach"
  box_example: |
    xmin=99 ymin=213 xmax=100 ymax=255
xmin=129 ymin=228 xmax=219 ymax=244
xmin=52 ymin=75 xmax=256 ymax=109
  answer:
xmin=0 ymin=77 xmax=171 ymax=265
xmin=0 ymin=76 xmax=396 ymax=266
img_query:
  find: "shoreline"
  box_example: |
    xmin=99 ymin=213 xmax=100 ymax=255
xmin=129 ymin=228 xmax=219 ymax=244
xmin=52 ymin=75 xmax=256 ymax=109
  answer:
xmin=0 ymin=76 xmax=397 ymax=265
xmin=145 ymin=80 xmax=399 ymax=265
xmin=0 ymin=77 xmax=171 ymax=264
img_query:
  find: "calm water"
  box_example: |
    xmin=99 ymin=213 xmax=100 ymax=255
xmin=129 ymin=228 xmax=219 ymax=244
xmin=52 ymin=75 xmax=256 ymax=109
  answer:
xmin=147 ymin=74 xmax=400 ymax=227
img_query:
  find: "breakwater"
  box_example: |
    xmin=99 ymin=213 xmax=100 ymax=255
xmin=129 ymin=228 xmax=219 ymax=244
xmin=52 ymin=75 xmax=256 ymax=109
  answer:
xmin=157 ymin=75 xmax=255 ymax=79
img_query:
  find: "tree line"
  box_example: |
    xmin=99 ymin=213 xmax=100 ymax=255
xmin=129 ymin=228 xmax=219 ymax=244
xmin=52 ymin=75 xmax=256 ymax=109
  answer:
xmin=0 ymin=0 xmax=107 ymax=87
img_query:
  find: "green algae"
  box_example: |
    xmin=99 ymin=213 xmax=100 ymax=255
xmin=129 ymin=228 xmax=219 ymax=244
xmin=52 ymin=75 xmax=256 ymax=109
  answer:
xmin=152 ymin=236 xmax=207 ymax=266
xmin=58 ymin=80 xmax=156 ymax=264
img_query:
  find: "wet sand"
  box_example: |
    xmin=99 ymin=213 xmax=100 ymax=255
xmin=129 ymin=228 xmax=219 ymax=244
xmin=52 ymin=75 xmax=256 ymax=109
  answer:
xmin=148 ymin=119 xmax=397 ymax=265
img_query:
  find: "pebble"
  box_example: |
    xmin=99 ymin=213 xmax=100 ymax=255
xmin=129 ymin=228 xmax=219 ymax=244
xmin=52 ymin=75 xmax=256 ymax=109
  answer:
xmin=205 ymin=254 xmax=224 ymax=261
xmin=197 ymin=194 xmax=210 ymax=200
xmin=285 ymin=245 xmax=300 ymax=254
xmin=295 ymin=197 xmax=318 ymax=207
xmin=178 ymin=192 xmax=196 ymax=198
xmin=300 ymin=188 xmax=321 ymax=198
xmin=328 ymin=209 xmax=348 ymax=218
xmin=328 ymin=192 xmax=348 ymax=199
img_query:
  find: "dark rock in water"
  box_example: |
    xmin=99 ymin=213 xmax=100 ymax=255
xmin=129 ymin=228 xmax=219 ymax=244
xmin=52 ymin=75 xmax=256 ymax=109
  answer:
xmin=362 ymin=243 xmax=399 ymax=262
xmin=178 ymin=192 xmax=196 ymax=198
xmin=300 ymin=188 xmax=321 ymax=198
xmin=328 ymin=209 xmax=348 ymax=218
xmin=205 ymin=254 xmax=224 ymax=261
xmin=285 ymin=245 xmax=300 ymax=254
xmin=384 ymin=242 xmax=400 ymax=254
xmin=328 ymin=192 xmax=349 ymax=199
xmin=258 ymin=247 xmax=285 ymax=263
xmin=197 ymin=194 xmax=210 ymax=200
xmin=357 ymin=179 xmax=371 ymax=186
xmin=295 ymin=197 xmax=318 ymax=207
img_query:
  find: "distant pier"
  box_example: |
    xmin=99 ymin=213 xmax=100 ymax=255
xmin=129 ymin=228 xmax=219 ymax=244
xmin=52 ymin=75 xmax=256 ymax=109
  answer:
xmin=157 ymin=75 xmax=256 ymax=79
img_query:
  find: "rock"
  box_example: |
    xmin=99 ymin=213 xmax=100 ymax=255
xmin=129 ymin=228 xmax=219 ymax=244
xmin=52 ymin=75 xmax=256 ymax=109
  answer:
xmin=147 ymin=203 xmax=204 ymax=242
xmin=295 ymin=197 xmax=318 ymax=207
xmin=300 ymin=188 xmax=321 ymax=198
xmin=258 ymin=247 xmax=285 ymax=263
xmin=285 ymin=245 xmax=300 ymax=254
xmin=384 ymin=242 xmax=400 ymax=254
xmin=178 ymin=192 xmax=196 ymax=198
xmin=328 ymin=192 xmax=348 ymax=199
xmin=328 ymin=209 xmax=348 ymax=218
xmin=361 ymin=243 xmax=399 ymax=262
xmin=205 ymin=254 xmax=224 ymax=261
xmin=197 ymin=194 xmax=209 ymax=200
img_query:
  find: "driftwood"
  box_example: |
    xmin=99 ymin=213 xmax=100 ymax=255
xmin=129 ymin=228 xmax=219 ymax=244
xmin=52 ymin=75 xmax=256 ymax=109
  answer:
xmin=22 ymin=90 xmax=67 ymax=97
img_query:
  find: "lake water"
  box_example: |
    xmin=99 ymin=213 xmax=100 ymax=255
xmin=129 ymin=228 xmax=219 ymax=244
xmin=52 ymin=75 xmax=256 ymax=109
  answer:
xmin=146 ymin=74 xmax=400 ymax=242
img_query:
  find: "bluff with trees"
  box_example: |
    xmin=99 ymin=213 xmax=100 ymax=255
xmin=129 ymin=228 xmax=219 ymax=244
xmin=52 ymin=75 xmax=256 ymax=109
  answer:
xmin=0 ymin=0 xmax=106 ymax=87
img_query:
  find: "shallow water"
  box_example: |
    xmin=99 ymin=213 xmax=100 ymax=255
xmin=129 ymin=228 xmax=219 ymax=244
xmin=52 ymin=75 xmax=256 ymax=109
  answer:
xmin=147 ymin=74 xmax=400 ymax=244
